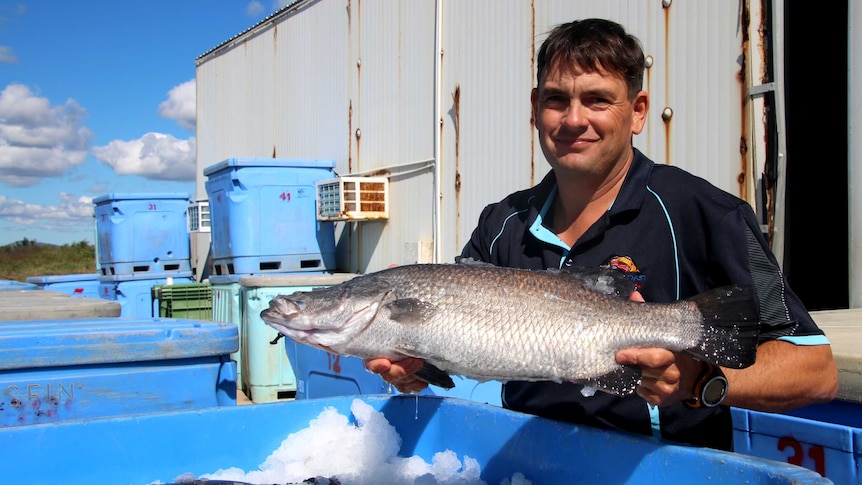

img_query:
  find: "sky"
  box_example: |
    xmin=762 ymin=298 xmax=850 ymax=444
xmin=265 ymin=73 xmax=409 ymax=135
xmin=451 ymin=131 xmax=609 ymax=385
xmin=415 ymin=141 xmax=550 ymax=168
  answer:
xmin=0 ymin=1 xmax=291 ymax=247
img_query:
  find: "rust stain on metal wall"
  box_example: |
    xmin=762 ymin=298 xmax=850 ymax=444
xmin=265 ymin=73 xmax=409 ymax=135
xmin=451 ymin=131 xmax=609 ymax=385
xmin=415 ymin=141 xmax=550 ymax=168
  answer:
xmin=355 ymin=0 xmax=362 ymax=173
xmin=529 ymin=0 xmax=537 ymax=185
xmin=663 ymin=4 xmax=671 ymax=166
xmin=453 ymin=84 xmax=461 ymax=244
xmin=348 ymin=100 xmax=354 ymax=174
xmin=737 ymin=2 xmax=751 ymax=203
xmin=272 ymin=22 xmax=278 ymax=159
xmin=347 ymin=0 xmax=354 ymax=174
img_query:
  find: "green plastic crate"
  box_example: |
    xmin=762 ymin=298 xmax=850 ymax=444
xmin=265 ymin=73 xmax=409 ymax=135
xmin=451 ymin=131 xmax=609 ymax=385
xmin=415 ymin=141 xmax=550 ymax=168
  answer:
xmin=152 ymin=283 xmax=213 ymax=320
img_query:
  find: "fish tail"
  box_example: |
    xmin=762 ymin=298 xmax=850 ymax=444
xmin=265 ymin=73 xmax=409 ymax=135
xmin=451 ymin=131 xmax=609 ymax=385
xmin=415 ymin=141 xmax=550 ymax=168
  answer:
xmin=688 ymin=285 xmax=760 ymax=369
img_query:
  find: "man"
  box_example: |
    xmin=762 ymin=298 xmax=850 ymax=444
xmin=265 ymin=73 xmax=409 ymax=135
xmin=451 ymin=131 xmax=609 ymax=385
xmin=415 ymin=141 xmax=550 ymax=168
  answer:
xmin=367 ymin=18 xmax=837 ymax=450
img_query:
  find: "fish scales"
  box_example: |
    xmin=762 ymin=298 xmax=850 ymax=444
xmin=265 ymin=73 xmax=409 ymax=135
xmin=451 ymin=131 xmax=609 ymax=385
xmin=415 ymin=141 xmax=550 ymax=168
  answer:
xmin=260 ymin=261 xmax=760 ymax=396
xmin=354 ymin=264 xmax=695 ymax=380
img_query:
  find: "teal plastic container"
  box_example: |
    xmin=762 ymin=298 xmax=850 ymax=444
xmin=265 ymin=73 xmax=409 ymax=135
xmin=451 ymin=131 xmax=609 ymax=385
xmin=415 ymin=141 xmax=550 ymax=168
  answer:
xmin=209 ymin=274 xmax=244 ymax=391
xmin=0 ymin=317 xmax=237 ymax=427
xmin=238 ymin=273 xmax=357 ymax=403
xmin=204 ymin=158 xmax=337 ymax=275
xmin=93 ymin=192 xmax=192 ymax=277
xmin=0 ymin=395 xmax=830 ymax=484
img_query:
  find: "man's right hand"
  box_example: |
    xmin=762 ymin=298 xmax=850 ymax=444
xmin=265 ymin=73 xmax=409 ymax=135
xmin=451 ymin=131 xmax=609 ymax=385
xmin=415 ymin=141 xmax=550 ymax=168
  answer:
xmin=365 ymin=357 xmax=429 ymax=393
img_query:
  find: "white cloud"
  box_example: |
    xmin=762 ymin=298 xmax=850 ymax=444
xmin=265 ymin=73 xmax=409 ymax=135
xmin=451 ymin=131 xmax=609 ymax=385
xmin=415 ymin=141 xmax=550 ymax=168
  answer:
xmin=246 ymin=1 xmax=289 ymax=16
xmin=92 ymin=132 xmax=196 ymax=181
xmin=0 ymin=83 xmax=93 ymax=187
xmin=0 ymin=193 xmax=93 ymax=232
xmin=246 ymin=1 xmax=265 ymax=16
xmin=158 ymin=79 xmax=196 ymax=132
xmin=0 ymin=46 xmax=16 ymax=63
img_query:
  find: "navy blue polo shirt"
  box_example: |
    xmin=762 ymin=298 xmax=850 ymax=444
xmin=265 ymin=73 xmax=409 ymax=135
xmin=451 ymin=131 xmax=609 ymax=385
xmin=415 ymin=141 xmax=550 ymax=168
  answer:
xmin=460 ymin=148 xmax=828 ymax=450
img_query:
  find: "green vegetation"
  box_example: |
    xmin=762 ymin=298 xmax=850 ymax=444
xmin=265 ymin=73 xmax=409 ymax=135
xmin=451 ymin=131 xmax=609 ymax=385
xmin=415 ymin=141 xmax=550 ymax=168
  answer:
xmin=0 ymin=239 xmax=96 ymax=281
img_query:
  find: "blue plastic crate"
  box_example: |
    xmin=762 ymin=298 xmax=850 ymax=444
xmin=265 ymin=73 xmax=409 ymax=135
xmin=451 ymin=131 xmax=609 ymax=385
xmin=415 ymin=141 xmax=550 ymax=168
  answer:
xmin=0 ymin=317 xmax=237 ymax=427
xmin=0 ymin=289 xmax=120 ymax=320
xmin=25 ymin=273 xmax=100 ymax=298
xmin=93 ymin=192 xmax=192 ymax=275
xmin=732 ymin=400 xmax=862 ymax=484
xmin=99 ymin=277 xmax=194 ymax=318
xmin=204 ymin=158 xmax=337 ymax=274
xmin=0 ymin=395 xmax=830 ymax=484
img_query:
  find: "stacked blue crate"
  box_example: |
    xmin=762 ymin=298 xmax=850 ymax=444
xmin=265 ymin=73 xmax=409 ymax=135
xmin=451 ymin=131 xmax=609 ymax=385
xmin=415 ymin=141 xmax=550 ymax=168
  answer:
xmin=204 ymin=158 xmax=337 ymax=276
xmin=93 ymin=193 xmax=196 ymax=318
xmin=204 ymin=158 xmax=340 ymax=403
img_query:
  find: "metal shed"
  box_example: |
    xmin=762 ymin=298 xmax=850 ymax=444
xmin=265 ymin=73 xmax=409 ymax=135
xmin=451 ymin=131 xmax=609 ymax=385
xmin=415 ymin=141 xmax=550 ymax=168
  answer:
xmin=194 ymin=0 xmax=775 ymax=277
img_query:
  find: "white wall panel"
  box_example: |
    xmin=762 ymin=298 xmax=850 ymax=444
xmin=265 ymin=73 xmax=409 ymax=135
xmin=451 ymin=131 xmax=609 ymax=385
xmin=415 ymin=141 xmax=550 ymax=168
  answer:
xmin=196 ymin=0 xmax=754 ymax=273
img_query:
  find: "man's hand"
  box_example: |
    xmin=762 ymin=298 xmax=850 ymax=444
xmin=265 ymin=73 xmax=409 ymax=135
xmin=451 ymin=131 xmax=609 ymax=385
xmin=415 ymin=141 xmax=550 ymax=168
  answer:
xmin=365 ymin=357 xmax=429 ymax=393
xmin=615 ymin=289 xmax=702 ymax=406
xmin=615 ymin=348 xmax=703 ymax=406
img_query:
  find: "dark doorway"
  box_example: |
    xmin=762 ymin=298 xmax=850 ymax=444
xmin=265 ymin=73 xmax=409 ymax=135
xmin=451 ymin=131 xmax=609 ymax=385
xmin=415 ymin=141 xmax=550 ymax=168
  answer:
xmin=782 ymin=1 xmax=849 ymax=310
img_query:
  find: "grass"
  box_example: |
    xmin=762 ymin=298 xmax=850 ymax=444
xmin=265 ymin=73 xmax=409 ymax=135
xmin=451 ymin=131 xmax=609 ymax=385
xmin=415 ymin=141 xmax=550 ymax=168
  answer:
xmin=0 ymin=239 xmax=97 ymax=282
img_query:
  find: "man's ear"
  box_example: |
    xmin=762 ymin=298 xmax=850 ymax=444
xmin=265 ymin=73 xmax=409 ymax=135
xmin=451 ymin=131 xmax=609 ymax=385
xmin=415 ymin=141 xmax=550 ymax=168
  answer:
xmin=631 ymin=90 xmax=649 ymax=135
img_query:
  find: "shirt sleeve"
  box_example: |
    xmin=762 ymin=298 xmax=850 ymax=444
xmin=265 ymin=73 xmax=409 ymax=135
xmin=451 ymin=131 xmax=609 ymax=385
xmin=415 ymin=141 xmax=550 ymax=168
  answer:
xmin=714 ymin=202 xmax=827 ymax=344
xmin=459 ymin=204 xmax=496 ymax=264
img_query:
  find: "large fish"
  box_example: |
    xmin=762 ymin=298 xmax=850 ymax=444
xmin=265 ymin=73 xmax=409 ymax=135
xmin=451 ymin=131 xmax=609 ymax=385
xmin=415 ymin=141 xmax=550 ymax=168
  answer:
xmin=260 ymin=259 xmax=760 ymax=396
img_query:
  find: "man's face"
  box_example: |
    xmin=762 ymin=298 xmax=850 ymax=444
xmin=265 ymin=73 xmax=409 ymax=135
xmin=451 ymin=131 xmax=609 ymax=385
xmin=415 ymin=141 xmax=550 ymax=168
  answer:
xmin=532 ymin=61 xmax=647 ymax=179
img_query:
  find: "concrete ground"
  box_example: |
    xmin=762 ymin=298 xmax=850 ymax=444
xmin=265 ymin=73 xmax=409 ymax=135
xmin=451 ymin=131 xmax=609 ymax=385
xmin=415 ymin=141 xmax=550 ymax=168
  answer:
xmin=810 ymin=309 xmax=862 ymax=402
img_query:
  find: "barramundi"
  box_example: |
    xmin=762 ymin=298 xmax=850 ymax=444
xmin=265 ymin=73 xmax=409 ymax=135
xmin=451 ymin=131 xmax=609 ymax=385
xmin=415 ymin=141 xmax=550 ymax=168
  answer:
xmin=260 ymin=259 xmax=760 ymax=396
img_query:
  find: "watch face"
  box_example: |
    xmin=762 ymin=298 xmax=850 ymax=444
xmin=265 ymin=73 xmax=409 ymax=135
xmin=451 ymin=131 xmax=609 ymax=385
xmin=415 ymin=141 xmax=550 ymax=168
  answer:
xmin=703 ymin=377 xmax=728 ymax=406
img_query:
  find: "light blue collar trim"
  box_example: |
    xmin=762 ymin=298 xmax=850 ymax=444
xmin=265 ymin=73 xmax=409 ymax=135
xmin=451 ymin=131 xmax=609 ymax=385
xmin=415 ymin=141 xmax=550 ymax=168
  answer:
xmin=529 ymin=185 xmax=571 ymax=257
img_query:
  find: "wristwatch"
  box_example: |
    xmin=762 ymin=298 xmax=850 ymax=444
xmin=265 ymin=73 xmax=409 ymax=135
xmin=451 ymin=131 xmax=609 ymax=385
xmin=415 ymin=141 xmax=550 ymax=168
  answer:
xmin=684 ymin=362 xmax=728 ymax=408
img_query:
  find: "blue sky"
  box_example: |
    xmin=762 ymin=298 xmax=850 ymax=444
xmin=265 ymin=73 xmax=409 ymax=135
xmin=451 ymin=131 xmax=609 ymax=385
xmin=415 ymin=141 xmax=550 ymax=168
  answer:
xmin=0 ymin=1 xmax=287 ymax=246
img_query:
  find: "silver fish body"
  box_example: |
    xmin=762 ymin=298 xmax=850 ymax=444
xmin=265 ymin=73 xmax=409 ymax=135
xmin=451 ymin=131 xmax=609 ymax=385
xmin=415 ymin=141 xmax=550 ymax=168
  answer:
xmin=260 ymin=260 xmax=759 ymax=396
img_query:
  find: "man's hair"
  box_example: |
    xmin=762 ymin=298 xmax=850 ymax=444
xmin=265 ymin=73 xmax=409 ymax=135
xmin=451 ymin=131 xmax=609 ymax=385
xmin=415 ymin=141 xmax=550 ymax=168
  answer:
xmin=536 ymin=18 xmax=645 ymax=99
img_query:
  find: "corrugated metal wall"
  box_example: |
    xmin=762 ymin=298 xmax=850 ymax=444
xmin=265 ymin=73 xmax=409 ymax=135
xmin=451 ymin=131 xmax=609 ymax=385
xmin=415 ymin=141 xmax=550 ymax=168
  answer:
xmin=195 ymin=0 xmax=759 ymax=274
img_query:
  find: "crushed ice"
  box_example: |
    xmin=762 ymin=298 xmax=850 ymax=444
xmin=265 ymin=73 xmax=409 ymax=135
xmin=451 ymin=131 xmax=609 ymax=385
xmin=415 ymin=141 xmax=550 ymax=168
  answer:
xmin=184 ymin=399 xmax=532 ymax=485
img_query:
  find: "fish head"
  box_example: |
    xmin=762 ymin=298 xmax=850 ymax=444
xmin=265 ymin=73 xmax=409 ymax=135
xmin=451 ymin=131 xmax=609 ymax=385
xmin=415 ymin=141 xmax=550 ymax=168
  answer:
xmin=260 ymin=283 xmax=394 ymax=353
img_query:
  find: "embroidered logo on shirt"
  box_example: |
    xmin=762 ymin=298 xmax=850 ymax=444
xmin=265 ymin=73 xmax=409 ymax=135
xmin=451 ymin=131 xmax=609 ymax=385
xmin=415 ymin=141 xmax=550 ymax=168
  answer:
xmin=605 ymin=255 xmax=646 ymax=289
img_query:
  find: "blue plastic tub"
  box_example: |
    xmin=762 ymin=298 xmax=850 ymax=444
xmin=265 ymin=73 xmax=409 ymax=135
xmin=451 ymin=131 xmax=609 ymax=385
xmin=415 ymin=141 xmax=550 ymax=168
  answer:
xmin=99 ymin=277 xmax=194 ymax=318
xmin=25 ymin=273 xmax=100 ymax=298
xmin=0 ymin=395 xmax=829 ymax=484
xmin=93 ymin=192 xmax=192 ymax=276
xmin=0 ymin=317 xmax=237 ymax=427
xmin=288 ymin=341 xmax=503 ymax=406
xmin=204 ymin=158 xmax=337 ymax=275
xmin=733 ymin=400 xmax=862 ymax=484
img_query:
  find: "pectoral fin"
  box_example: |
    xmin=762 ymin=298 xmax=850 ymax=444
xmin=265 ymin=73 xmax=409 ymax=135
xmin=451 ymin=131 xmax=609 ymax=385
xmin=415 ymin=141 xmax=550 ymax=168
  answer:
xmin=386 ymin=298 xmax=436 ymax=325
xmin=414 ymin=362 xmax=456 ymax=389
